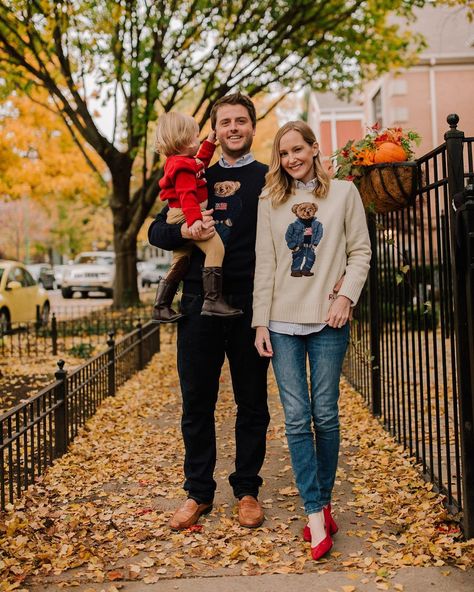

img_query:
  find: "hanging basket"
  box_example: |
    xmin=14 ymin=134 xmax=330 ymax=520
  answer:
xmin=358 ymin=161 xmax=419 ymax=214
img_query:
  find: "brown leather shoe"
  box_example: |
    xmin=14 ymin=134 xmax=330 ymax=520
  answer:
xmin=169 ymin=499 xmax=213 ymax=530
xmin=238 ymin=495 xmax=264 ymax=528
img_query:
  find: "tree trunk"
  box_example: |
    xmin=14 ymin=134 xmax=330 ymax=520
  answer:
xmin=113 ymin=228 xmax=139 ymax=308
xmin=109 ymin=159 xmax=141 ymax=308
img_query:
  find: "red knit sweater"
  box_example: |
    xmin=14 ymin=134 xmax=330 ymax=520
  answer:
xmin=159 ymin=140 xmax=216 ymax=227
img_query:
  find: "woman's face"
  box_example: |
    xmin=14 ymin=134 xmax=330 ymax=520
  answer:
xmin=279 ymin=129 xmax=319 ymax=185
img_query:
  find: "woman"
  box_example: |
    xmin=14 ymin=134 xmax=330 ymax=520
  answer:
xmin=252 ymin=121 xmax=370 ymax=560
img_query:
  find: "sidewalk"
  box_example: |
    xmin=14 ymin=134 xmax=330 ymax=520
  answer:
xmin=1 ymin=337 xmax=473 ymax=592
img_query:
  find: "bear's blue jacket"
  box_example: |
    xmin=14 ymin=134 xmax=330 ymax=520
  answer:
xmin=285 ymin=218 xmax=323 ymax=249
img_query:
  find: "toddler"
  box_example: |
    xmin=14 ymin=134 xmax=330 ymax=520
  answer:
xmin=152 ymin=112 xmax=242 ymax=322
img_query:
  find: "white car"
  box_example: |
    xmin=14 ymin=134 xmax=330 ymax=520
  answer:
xmin=61 ymin=251 xmax=115 ymax=299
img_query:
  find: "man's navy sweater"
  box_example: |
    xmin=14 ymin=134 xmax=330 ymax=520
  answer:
xmin=148 ymin=160 xmax=268 ymax=295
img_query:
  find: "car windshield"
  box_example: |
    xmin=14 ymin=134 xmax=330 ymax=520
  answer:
xmin=75 ymin=255 xmax=114 ymax=266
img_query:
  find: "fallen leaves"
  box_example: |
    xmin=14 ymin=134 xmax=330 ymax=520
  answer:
xmin=0 ymin=339 xmax=472 ymax=590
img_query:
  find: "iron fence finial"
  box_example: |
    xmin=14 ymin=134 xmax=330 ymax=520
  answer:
xmin=447 ymin=114 xmax=460 ymax=129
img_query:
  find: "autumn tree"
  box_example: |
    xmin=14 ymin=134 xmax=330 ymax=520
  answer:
xmin=0 ymin=93 xmax=106 ymax=202
xmin=0 ymin=93 xmax=109 ymax=260
xmin=0 ymin=0 xmax=465 ymax=305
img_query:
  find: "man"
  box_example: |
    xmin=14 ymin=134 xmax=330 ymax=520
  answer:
xmin=148 ymin=93 xmax=270 ymax=529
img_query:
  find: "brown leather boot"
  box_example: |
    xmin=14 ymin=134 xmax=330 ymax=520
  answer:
xmin=200 ymin=267 xmax=243 ymax=317
xmin=152 ymin=279 xmax=183 ymax=322
xmin=152 ymin=257 xmax=190 ymax=323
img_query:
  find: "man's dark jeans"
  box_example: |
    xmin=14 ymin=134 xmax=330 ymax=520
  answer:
xmin=177 ymin=292 xmax=270 ymax=503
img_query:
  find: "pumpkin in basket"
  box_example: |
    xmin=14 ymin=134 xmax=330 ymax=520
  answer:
xmin=374 ymin=142 xmax=407 ymax=164
xmin=332 ymin=125 xmax=421 ymax=213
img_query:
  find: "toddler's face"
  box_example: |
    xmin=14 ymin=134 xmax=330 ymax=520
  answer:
xmin=184 ymin=130 xmax=200 ymax=157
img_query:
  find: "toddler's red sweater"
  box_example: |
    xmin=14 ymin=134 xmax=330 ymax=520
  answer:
xmin=159 ymin=140 xmax=215 ymax=227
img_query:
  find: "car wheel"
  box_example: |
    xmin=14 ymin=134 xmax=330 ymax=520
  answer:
xmin=61 ymin=288 xmax=73 ymax=299
xmin=80 ymin=291 xmax=88 ymax=298
xmin=41 ymin=302 xmax=50 ymax=326
xmin=104 ymin=288 xmax=114 ymax=298
xmin=0 ymin=308 xmax=10 ymax=333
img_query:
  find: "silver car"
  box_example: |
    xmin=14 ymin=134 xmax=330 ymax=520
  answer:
xmin=61 ymin=251 xmax=115 ymax=298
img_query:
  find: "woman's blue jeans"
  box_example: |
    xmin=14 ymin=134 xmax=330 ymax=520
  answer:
xmin=270 ymin=324 xmax=350 ymax=515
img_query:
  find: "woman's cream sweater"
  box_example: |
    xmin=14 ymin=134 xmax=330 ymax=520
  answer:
xmin=252 ymin=180 xmax=371 ymax=328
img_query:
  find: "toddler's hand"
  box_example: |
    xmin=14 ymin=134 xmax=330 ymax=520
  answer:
xmin=207 ymin=130 xmax=217 ymax=144
xmin=189 ymin=219 xmax=204 ymax=238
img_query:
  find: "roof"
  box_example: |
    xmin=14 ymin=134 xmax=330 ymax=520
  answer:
xmin=311 ymin=91 xmax=364 ymax=111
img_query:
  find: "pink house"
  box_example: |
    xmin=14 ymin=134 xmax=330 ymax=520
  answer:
xmin=308 ymin=4 xmax=474 ymax=158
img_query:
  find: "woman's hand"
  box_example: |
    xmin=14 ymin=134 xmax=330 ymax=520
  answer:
xmin=255 ymin=326 xmax=273 ymax=357
xmin=325 ymin=295 xmax=352 ymax=328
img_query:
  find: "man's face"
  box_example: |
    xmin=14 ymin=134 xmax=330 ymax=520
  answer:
xmin=214 ymin=104 xmax=256 ymax=160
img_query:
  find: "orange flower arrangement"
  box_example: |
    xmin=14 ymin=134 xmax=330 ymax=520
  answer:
xmin=332 ymin=124 xmax=421 ymax=182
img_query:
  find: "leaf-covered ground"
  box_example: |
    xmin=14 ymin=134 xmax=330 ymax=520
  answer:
xmin=0 ymin=337 xmax=473 ymax=592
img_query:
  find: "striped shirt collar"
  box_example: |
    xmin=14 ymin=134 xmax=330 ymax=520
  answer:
xmin=295 ymin=178 xmax=318 ymax=190
xmin=218 ymin=152 xmax=255 ymax=168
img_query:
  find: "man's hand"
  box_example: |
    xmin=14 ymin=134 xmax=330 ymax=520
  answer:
xmin=255 ymin=326 xmax=273 ymax=357
xmin=325 ymin=295 xmax=352 ymax=329
xmin=181 ymin=209 xmax=216 ymax=240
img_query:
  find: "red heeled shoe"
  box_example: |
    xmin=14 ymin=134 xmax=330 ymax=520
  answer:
xmin=310 ymin=512 xmax=333 ymax=561
xmin=303 ymin=504 xmax=338 ymax=541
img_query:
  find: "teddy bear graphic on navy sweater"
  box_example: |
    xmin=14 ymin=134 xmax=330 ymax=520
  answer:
xmin=211 ymin=181 xmax=242 ymax=245
xmin=285 ymin=202 xmax=324 ymax=277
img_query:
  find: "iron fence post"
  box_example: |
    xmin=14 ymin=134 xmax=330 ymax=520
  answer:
xmin=137 ymin=320 xmax=144 ymax=370
xmin=35 ymin=305 xmax=41 ymax=339
xmin=107 ymin=331 xmax=116 ymax=397
xmin=446 ymin=115 xmax=474 ymax=538
xmin=451 ymin=184 xmax=474 ymax=539
xmin=54 ymin=359 xmax=68 ymax=457
xmin=51 ymin=313 xmax=58 ymax=356
xmin=367 ymin=214 xmax=381 ymax=416
xmin=445 ymin=114 xmax=465 ymax=198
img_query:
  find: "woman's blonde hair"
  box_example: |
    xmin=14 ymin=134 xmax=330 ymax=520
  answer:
xmin=154 ymin=112 xmax=198 ymax=156
xmin=264 ymin=121 xmax=330 ymax=206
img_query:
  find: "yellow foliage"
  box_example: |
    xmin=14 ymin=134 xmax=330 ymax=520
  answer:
xmin=0 ymin=92 xmax=107 ymax=206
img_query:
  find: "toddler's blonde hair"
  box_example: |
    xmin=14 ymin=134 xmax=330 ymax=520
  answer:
xmin=154 ymin=112 xmax=198 ymax=156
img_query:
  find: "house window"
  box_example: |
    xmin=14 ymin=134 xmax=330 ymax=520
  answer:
xmin=372 ymin=90 xmax=383 ymax=127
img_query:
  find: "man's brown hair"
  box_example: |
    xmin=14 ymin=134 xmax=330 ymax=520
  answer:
xmin=210 ymin=92 xmax=257 ymax=130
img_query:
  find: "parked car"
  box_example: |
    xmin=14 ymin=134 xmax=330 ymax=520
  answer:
xmin=61 ymin=251 xmax=115 ymax=299
xmin=0 ymin=260 xmax=50 ymax=330
xmin=26 ymin=263 xmax=56 ymax=290
xmin=140 ymin=261 xmax=170 ymax=287
xmin=52 ymin=264 xmax=70 ymax=289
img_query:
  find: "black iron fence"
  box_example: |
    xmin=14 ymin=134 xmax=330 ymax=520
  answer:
xmin=0 ymin=303 xmax=154 ymax=359
xmin=344 ymin=115 xmax=474 ymax=537
xmin=0 ymin=321 xmax=160 ymax=510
